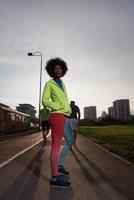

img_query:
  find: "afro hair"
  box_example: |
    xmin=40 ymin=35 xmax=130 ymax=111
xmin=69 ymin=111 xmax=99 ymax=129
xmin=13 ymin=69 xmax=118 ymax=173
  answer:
xmin=45 ymin=57 xmax=68 ymax=78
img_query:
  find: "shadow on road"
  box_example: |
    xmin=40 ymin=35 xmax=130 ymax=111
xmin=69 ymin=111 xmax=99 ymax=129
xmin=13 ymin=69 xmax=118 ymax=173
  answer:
xmin=72 ymin=147 xmax=127 ymax=200
xmin=0 ymin=143 xmax=49 ymax=200
xmin=49 ymin=186 xmax=73 ymax=200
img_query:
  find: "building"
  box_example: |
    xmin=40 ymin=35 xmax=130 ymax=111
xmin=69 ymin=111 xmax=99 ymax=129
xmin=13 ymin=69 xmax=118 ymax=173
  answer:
xmin=84 ymin=106 xmax=97 ymax=121
xmin=0 ymin=103 xmax=9 ymax=108
xmin=101 ymin=111 xmax=108 ymax=118
xmin=108 ymin=106 xmax=115 ymax=118
xmin=113 ymin=99 xmax=130 ymax=121
xmin=16 ymin=104 xmax=36 ymax=121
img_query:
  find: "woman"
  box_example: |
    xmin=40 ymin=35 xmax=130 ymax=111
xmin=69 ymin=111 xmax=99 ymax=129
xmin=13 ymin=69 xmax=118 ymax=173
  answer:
xmin=42 ymin=58 xmax=74 ymax=188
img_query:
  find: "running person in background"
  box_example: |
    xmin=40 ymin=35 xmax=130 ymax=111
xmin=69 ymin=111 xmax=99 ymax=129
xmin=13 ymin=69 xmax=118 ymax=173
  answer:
xmin=40 ymin=106 xmax=50 ymax=145
xmin=69 ymin=101 xmax=81 ymax=148
xmin=42 ymin=58 xmax=74 ymax=188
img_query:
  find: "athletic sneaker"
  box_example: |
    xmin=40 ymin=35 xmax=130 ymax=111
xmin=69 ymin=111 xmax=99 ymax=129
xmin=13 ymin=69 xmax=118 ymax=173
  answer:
xmin=50 ymin=176 xmax=71 ymax=188
xmin=58 ymin=166 xmax=69 ymax=176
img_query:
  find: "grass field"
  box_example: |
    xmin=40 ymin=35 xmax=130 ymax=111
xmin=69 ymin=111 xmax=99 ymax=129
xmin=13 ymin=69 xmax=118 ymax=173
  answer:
xmin=77 ymin=125 xmax=134 ymax=164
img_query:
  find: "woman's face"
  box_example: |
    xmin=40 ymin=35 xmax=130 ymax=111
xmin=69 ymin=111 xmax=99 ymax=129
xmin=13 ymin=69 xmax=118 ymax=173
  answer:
xmin=53 ymin=65 xmax=63 ymax=79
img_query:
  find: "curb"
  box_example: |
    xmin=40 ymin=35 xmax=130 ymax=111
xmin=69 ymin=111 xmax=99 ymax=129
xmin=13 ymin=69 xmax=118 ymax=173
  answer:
xmin=78 ymin=134 xmax=134 ymax=168
xmin=0 ymin=131 xmax=41 ymax=145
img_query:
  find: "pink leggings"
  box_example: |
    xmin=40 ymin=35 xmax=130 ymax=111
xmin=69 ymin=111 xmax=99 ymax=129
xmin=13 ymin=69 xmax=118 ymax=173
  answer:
xmin=49 ymin=113 xmax=66 ymax=176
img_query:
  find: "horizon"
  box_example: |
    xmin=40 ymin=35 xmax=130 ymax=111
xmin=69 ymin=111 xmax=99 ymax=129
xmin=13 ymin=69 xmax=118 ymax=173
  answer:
xmin=1 ymin=97 xmax=133 ymax=119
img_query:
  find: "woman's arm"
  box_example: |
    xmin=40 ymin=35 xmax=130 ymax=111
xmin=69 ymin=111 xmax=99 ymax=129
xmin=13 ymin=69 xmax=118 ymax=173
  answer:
xmin=42 ymin=82 xmax=63 ymax=111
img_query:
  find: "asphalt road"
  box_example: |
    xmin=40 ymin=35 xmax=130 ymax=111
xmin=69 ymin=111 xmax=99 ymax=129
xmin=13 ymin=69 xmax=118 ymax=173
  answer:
xmin=0 ymin=133 xmax=134 ymax=200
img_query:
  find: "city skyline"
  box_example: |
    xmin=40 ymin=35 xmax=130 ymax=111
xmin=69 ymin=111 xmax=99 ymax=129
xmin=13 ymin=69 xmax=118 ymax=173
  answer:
xmin=0 ymin=0 xmax=134 ymax=117
xmin=84 ymin=98 xmax=131 ymax=119
xmin=1 ymin=97 xmax=132 ymax=120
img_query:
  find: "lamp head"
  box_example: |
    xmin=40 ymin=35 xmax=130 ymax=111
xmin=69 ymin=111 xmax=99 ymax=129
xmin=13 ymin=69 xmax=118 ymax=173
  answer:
xmin=27 ymin=53 xmax=33 ymax=56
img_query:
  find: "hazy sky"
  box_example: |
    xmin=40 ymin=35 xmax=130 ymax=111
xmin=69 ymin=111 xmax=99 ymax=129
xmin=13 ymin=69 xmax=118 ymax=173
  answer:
xmin=0 ymin=0 xmax=134 ymax=117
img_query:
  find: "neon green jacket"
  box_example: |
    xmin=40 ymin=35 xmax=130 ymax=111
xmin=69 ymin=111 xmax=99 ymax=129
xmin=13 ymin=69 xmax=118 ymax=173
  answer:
xmin=42 ymin=79 xmax=71 ymax=116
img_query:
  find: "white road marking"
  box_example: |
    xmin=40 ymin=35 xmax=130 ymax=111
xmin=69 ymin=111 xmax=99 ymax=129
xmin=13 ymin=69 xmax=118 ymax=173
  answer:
xmin=0 ymin=139 xmax=43 ymax=169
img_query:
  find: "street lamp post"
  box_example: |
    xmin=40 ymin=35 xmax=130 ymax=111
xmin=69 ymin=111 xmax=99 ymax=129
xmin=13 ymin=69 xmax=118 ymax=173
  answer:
xmin=27 ymin=51 xmax=43 ymax=130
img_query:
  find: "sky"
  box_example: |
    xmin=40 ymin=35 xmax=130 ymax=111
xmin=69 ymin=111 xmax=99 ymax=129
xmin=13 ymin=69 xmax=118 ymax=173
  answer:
xmin=0 ymin=0 xmax=134 ymax=118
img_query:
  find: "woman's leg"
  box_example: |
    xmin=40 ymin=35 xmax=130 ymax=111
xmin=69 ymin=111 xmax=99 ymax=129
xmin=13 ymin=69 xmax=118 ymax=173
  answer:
xmin=49 ymin=113 xmax=65 ymax=176
xmin=58 ymin=118 xmax=74 ymax=166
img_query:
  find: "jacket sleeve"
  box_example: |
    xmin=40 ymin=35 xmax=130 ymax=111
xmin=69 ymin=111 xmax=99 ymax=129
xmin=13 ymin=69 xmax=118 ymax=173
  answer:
xmin=42 ymin=82 xmax=64 ymax=111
